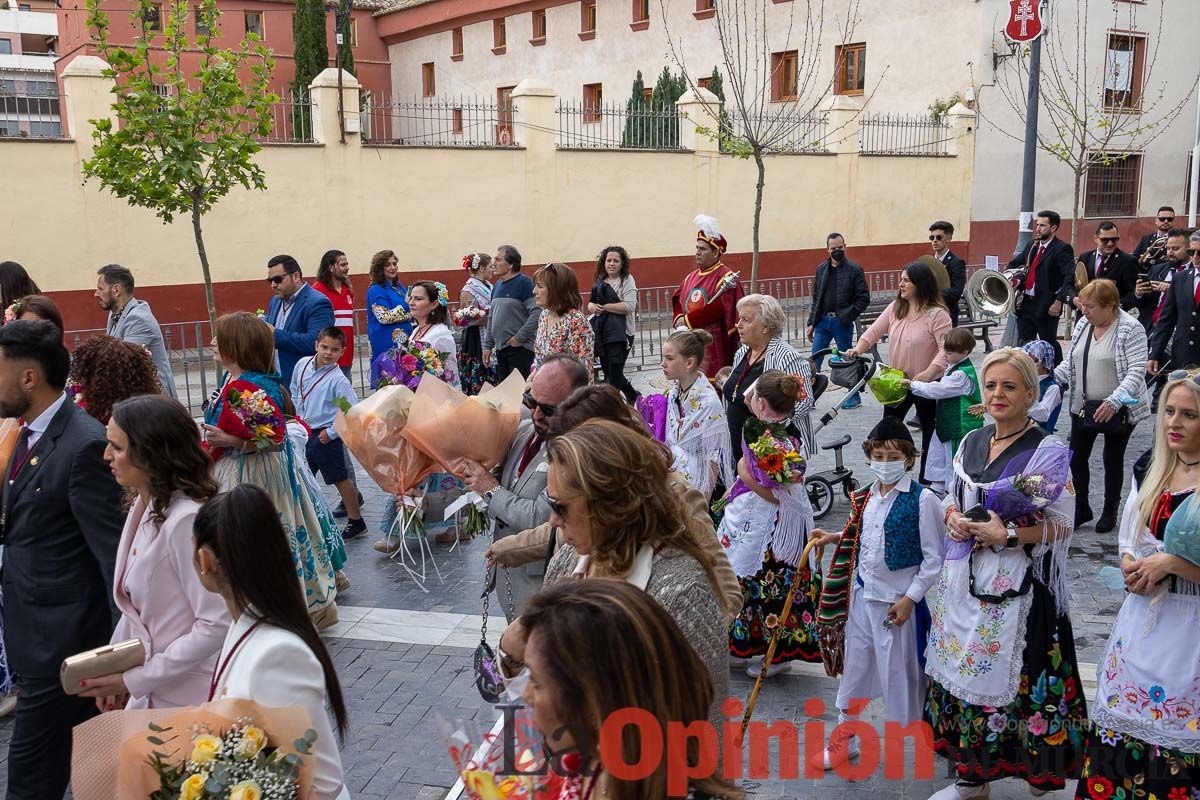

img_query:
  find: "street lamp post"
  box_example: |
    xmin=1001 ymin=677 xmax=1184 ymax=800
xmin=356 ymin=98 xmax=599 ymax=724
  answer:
xmin=329 ymin=0 xmax=352 ymax=144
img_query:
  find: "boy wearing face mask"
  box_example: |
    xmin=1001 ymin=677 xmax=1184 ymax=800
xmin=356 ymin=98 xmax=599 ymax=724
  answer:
xmin=809 ymin=417 xmax=946 ymax=770
xmin=903 ymin=327 xmax=982 ymax=495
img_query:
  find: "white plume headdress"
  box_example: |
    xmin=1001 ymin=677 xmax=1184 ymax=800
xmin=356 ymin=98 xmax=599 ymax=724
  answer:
xmin=693 ymin=214 xmax=722 ymax=240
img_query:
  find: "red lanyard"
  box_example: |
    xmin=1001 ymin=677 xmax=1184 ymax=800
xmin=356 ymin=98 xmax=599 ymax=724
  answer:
xmin=208 ymin=619 xmax=262 ymax=701
xmin=299 ymin=361 xmax=338 ymax=405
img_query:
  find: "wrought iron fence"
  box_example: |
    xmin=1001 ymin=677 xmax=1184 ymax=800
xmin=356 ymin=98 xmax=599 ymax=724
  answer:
xmin=0 ymin=92 xmax=66 ymax=139
xmin=260 ymin=90 xmax=316 ymax=144
xmin=858 ymin=113 xmax=952 ymax=156
xmin=360 ymin=96 xmax=518 ymax=147
xmin=721 ymin=110 xmax=830 ymax=155
xmin=555 ymin=100 xmax=687 ymax=150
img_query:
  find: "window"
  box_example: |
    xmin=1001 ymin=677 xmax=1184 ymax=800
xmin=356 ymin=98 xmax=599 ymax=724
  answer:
xmin=0 ymin=40 xmax=11 ymax=56
xmin=421 ymin=62 xmax=435 ymax=97
xmin=771 ymin=50 xmax=798 ymax=102
xmin=497 ymin=85 xmax=515 ymax=143
xmin=695 ymin=0 xmax=715 ymax=17
xmin=642 ymin=87 xmax=653 ymax=103
xmin=835 ymin=42 xmax=866 ymax=95
xmin=18 ymin=4 xmax=32 ymax=10
xmin=244 ymin=11 xmax=264 ymax=39
xmin=1084 ymin=152 xmax=1142 ymax=217
xmin=451 ymin=27 xmax=463 ymax=60
xmin=698 ymin=76 xmax=712 ymax=90
xmin=631 ymin=0 xmax=649 ymax=29
xmin=580 ymin=0 xmax=596 ymax=35
xmin=142 ymin=4 xmax=162 ymax=31
xmin=493 ymin=18 xmax=506 ymax=52
xmin=195 ymin=7 xmax=210 ymax=36
xmin=531 ymin=9 xmax=546 ymax=42
xmin=1104 ymin=33 xmax=1146 ymax=111
xmin=584 ymin=83 xmax=602 ymax=122
xmin=347 ymin=18 xmax=358 ymax=47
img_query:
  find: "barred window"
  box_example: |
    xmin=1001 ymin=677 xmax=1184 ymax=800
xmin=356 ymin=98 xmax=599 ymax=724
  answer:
xmin=1084 ymin=152 xmax=1142 ymax=217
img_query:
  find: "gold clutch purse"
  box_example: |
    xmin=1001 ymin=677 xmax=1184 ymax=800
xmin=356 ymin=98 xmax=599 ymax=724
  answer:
xmin=60 ymin=639 xmax=146 ymax=695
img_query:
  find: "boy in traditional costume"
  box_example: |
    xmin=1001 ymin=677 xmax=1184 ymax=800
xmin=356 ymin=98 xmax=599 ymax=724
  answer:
xmin=905 ymin=327 xmax=983 ymax=494
xmin=810 ymin=417 xmax=946 ymax=770
xmin=672 ymin=214 xmax=744 ymax=376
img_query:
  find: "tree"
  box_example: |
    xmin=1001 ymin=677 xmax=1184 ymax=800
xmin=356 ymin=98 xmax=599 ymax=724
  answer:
xmin=985 ymin=0 xmax=1198 ymax=250
xmin=291 ymin=0 xmax=327 ymax=139
xmin=661 ymin=0 xmax=866 ymax=288
xmin=649 ymin=66 xmax=687 ymax=147
xmin=621 ymin=70 xmax=648 ymax=147
xmin=83 ymin=0 xmax=278 ymax=329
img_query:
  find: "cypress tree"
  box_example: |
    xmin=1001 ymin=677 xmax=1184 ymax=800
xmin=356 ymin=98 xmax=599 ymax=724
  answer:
xmin=621 ymin=70 xmax=647 ymax=148
xmin=291 ymin=0 xmax=328 ymax=139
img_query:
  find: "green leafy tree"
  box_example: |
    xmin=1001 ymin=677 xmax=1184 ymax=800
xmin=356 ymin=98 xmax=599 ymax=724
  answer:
xmin=83 ymin=0 xmax=278 ymax=329
xmin=291 ymin=0 xmax=327 ymax=139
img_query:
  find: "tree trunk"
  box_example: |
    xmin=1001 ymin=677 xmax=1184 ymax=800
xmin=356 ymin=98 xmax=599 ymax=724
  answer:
xmin=191 ymin=194 xmax=220 ymax=386
xmin=1067 ymin=171 xmax=1084 ymax=332
xmin=751 ymin=148 xmax=765 ymax=292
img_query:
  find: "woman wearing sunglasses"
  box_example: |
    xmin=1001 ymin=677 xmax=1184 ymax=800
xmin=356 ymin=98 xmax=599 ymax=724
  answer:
xmin=1071 ymin=369 xmax=1200 ymax=800
xmin=928 ymin=347 xmax=1086 ymax=800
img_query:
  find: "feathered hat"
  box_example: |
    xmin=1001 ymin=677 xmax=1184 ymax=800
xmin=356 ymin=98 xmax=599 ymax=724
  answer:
xmin=694 ymin=214 xmax=728 ymax=254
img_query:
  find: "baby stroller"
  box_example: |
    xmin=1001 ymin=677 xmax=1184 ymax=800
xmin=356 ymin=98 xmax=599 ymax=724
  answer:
xmin=804 ymin=348 xmax=878 ymax=519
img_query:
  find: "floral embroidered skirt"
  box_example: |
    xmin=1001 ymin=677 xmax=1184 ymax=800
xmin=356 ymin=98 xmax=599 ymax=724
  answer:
xmin=1074 ymin=726 xmax=1199 ymax=800
xmin=729 ymin=548 xmax=822 ymax=664
xmin=925 ymin=581 xmax=1088 ymax=791
xmin=459 ymin=325 xmax=493 ymax=397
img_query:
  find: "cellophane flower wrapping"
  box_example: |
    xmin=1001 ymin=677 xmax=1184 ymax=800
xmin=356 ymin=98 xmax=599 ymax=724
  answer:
xmin=441 ymin=710 xmax=575 ymax=800
xmin=69 ymin=699 xmax=315 ymax=800
xmin=402 ymin=371 xmax=524 ymax=477
xmin=372 ymin=340 xmax=447 ymax=390
xmin=1164 ymin=494 xmax=1200 ymax=568
xmin=867 ymin=366 xmax=908 ymax=405
xmin=333 ymin=384 xmax=436 ymax=494
xmin=635 ymin=393 xmax=668 ymax=443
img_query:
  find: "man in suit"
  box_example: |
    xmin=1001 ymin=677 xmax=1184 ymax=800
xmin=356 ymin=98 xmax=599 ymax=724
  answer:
xmin=265 ymin=254 xmax=334 ymax=385
xmin=1008 ymin=209 xmax=1076 ymax=363
xmin=929 ymin=220 xmax=967 ymax=326
xmin=0 ymin=320 xmax=126 ymax=800
xmin=1147 ymin=230 xmax=1200 ymax=377
xmin=1132 ymin=205 xmax=1176 ymax=263
xmin=1070 ymin=221 xmax=1139 ymax=311
xmin=459 ymin=353 xmax=589 ymax=620
xmin=94 ymin=264 xmax=177 ymax=399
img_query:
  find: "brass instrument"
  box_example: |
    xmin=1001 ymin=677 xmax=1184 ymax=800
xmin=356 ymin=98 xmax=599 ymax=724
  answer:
xmin=1139 ymin=234 xmax=1168 ymax=266
xmin=965 ymin=268 xmax=1025 ymax=318
xmin=1074 ymin=257 xmax=1090 ymax=293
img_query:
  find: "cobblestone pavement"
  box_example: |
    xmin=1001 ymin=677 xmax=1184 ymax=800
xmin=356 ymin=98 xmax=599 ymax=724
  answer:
xmin=0 ymin=340 xmax=1149 ymax=799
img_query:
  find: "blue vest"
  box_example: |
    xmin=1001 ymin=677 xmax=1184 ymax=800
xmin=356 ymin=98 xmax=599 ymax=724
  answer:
xmin=1038 ymin=374 xmax=1061 ymax=433
xmin=856 ymin=482 xmax=925 ymax=572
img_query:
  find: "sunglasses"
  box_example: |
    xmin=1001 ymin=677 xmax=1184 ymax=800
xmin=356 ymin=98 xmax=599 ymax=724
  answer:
xmin=1189 ymin=249 xmax=1200 ymax=257
xmin=1098 ymin=237 xmax=1120 ymax=244
xmin=522 ymin=388 xmax=557 ymax=417
xmin=1158 ymin=216 xmax=1175 ymax=222
xmin=1167 ymin=369 xmax=1200 ymax=383
xmin=547 ymin=494 xmax=571 ymax=518
xmin=266 ymin=273 xmax=294 ymax=285
xmin=928 ymin=234 xmax=946 ymax=241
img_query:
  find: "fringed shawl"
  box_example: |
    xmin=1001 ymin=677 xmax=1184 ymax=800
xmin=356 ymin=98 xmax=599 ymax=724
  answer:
xmin=667 ymin=377 xmax=734 ymax=499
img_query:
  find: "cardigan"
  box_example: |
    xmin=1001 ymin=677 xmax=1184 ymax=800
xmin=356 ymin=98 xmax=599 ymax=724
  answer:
xmin=1053 ymin=309 xmax=1150 ymax=425
xmin=857 ymin=302 xmax=952 ymax=378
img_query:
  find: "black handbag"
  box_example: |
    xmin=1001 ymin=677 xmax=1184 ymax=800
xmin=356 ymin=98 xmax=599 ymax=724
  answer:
xmin=1075 ymin=324 xmax=1128 ymax=436
xmin=829 ymin=354 xmax=867 ymax=390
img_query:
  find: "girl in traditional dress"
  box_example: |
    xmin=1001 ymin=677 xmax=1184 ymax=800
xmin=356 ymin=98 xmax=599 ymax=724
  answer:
xmin=199 ymin=312 xmax=339 ymax=629
xmin=1074 ymin=369 xmax=1200 ymax=800
xmin=458 ymin=253 xmax=493 ymax=396
xmin=662 ymin=329 xmax=733 ymax=500
xmin=718 ymin=370 xmax=821 ymax=678
xmin=929 ymin=348 xmax=1086 ymax=799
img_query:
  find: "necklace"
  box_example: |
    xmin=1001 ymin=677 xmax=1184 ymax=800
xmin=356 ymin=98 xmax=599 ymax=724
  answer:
xmin=1179 ymin=455 xmax=1200 ymax=470
xmin=991 ymin=418 xmax=1032 ymax=444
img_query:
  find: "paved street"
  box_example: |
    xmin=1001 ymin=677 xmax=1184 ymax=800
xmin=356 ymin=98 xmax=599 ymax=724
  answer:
xmin=0 ymin=338 xmax=1150 ymax=799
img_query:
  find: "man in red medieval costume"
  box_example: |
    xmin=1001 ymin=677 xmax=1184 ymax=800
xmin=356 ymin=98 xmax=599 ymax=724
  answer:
xmin=671 ymin=215 xmax=744 ymax=375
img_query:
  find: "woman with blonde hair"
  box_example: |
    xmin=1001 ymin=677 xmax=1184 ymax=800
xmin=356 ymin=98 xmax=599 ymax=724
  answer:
xmin=533 ymin=262 xmax=594 ymax=379
xmin=1073 ymin=369 xmax=1200 ymax=799
xmin=929 ymin=347 xmax=1086 ymax=799
xmin=519 ymin=580 xmax=744 ymax=799
xmin=499 ymin=419 xmax=728 ymax=733
xmin=199 ymin=312 xmax=339 ymax=629
xmin=662 ymin=328 xmax=733 ymax=500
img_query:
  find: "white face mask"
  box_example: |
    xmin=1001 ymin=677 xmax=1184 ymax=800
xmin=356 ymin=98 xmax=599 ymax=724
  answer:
xmin=869 ymin=460 xmax=908 ymax=486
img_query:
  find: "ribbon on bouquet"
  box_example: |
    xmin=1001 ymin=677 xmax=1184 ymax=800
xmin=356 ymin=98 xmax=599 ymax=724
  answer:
xmin=444 ymin=491 xmax=485 ymax=521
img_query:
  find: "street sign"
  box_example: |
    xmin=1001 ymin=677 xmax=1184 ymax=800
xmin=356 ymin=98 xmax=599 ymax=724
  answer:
xmin=1004 ymin=0 xmax=1044 ymax=43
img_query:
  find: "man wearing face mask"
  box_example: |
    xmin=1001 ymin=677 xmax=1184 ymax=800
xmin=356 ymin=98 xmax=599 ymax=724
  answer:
xmin=806 ymin=233 xmax=870 ymax=409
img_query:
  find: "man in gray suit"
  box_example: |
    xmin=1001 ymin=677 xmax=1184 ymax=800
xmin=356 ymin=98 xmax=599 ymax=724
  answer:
xmin=460 ymin=353 xmax=589 ymax=620
xmin=0 ymin=320 xmax=126 ymax=800
xmin=95 ymin=264 xmax=177 ymax=398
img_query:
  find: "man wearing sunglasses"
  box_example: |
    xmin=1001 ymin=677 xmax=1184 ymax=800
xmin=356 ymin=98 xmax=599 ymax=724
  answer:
xmin=1007 ymin=209 xmax=1076 ymax=363
xmin=1071 ymin=221 xmax=1138 ymax=311
xmin=1148 ymin=230 xmax=1200 ymax=383
xmin=264 ymin=254 xmax=334 ymax=385
xmin=458 ymin=354 xmax=589 ymax=620
xmin=929 ymin=220 xmax=966 ymax=327
xmin=1133 ymin=206 xmax=1177 ymax=263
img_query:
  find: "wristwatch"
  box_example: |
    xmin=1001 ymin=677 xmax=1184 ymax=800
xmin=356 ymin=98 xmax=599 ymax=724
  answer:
xmin=1005 ymin=526 xmax=1020 ymax=549
xmin=482 ymin=487 xmax=498 ymax=508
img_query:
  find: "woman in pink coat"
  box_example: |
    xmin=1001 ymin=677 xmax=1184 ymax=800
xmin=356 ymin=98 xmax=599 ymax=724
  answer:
xmin=76 ymin=394 xmax=228 ymax=711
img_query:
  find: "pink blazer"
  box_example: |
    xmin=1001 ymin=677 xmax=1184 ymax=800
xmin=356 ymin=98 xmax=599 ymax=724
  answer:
xmin=110 ymin=494 xmax=230 ymax=709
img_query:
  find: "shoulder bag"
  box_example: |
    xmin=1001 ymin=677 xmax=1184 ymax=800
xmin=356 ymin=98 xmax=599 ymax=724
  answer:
xmin=1076 ymin=323 xmax=1128 ymax=436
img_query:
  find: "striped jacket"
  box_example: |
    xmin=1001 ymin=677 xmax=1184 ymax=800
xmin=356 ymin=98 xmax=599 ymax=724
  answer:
xmin=731 ymin=336 xmax=816 ymax=455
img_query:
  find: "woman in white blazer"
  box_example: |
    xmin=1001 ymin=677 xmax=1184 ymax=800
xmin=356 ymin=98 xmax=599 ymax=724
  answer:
xmin=79 ymin=395 xmax=228 ymax=711
xmin=193 ymin=485 xmax=350 ymax=800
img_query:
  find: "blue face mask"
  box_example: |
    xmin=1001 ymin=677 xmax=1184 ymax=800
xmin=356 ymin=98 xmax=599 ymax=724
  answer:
xmin=869 ymin=460 xmax=907 ymax=486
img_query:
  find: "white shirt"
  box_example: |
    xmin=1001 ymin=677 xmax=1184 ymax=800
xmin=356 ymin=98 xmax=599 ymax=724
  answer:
xmin=290 ymin=356 xmax=358 ymax=438
xmin=909 ymin=367 xmax=972 ymax=401
xmin=25 ymin=391 xmax=67 ymax=450
xmin=1029 ymin=381 xmax=1063 ymax=424
xmin=856 ymin=476 xmax=945 ymax=604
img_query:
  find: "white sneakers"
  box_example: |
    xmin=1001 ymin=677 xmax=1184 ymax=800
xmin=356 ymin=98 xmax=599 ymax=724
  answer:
xmin=928 ymin=782 xmax=991 ymax=800
xmin=746 ymin=660 xmax=791 ymax=678
xmin=809 ymin=729 xmax=860 ymax=771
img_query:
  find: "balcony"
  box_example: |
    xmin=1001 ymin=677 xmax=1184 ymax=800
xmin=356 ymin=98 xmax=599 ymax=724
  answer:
xmin=0 ymin=52 xmax=56 ymax=73
xmin=0 ymin=8 xmax=59 ymax=38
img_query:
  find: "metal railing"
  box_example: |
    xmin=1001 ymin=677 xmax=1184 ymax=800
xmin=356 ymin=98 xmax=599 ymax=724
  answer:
xmin=858 ymin=113 xmax=953 ymax=156
xmin=721 ymin=110 xmax=830 ymax=155
xmin=260 ymin=90 xmax=316 ymax=144
xmin=360 ymin=96 xmax=518 ymax=147
xmin=555 ymin=100 xmax=687 ymax=150
xmin=0 ymin=92 xmax=66 ymax=139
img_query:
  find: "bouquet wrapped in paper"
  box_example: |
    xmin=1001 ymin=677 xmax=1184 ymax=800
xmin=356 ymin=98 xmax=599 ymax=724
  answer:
xmin=402 ymin=371 xmax=524 ymax=477
xmin=70 ymin=698 xmax=316 ymax=800
xmin=635 ymin=393 xmax=668 ymax=443
xmin=333 ymin=384 xmax=436 ymax=495
xmin=442 ymin=711 xmax=582 ymax=800
xmin=372 ymin=340 xmax=448 ymax=390
xmin=946 ymin=438 xmax=1073 ymax=560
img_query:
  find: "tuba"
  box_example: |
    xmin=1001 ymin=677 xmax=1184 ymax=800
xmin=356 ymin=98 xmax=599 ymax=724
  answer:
xmin=1139 ymin=234 xmax=1168 ymax=266
xmin=966 ymin=268 xmax=1025 ymax=318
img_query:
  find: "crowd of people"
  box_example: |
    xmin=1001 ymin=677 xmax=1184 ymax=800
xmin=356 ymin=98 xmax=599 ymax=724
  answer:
xmin=0 ymin=202 xmax=1196 ymax=800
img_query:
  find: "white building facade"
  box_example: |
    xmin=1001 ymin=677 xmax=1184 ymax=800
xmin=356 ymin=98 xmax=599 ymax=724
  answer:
xmin=0 ymin=0 xmax=62 ymax=138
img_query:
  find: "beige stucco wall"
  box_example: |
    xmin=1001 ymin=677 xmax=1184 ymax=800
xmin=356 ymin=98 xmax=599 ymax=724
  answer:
xmin=971 ymin=0 xmax=1200 ymax=225
xmin=0 ymin=66 xmax=974 ymax=296
xmin=385 ymin=0 xmax=983 ymax=116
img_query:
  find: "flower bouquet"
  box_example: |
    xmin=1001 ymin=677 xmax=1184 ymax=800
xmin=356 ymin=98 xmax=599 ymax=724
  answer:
xmin=205 ymin=380 xmax=286 ymax=461
xmin=635 ymin=393 xmax=668 ymax=443
xmin=947 ymin=438 xmax=1073 ymax=560
xmin=372 ymin=340 xmax=447 ymax=391
xmin=453 ymin=306 xmax=488 ymax=327
xmin=333 ymin=384 xmax=437 ymax=499
xmin=746 ymin=422 xmax=806 ymax=488
xmin=442 ymin=711 xmax=580 ymax=800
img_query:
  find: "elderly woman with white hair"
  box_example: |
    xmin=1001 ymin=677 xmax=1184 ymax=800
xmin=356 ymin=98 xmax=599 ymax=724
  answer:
xmin=723 ymin=293 xmax=815 ymax=455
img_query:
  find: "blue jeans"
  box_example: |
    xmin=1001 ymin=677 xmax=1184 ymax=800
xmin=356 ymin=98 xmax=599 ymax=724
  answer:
xmin=811 ymin=315 xmax=860 ymax=403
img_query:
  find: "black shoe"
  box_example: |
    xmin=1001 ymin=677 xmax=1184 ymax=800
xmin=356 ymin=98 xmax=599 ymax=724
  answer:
xmin=333 ymin=501 xmax=348 ymax=519
xmin=341 ymin=518 xmax=368 ymax=540
xmin=1096 ymin=509 xmax=1118 ymax=534
xmin=1075 ymin=507 xmax=1094 ymax=529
